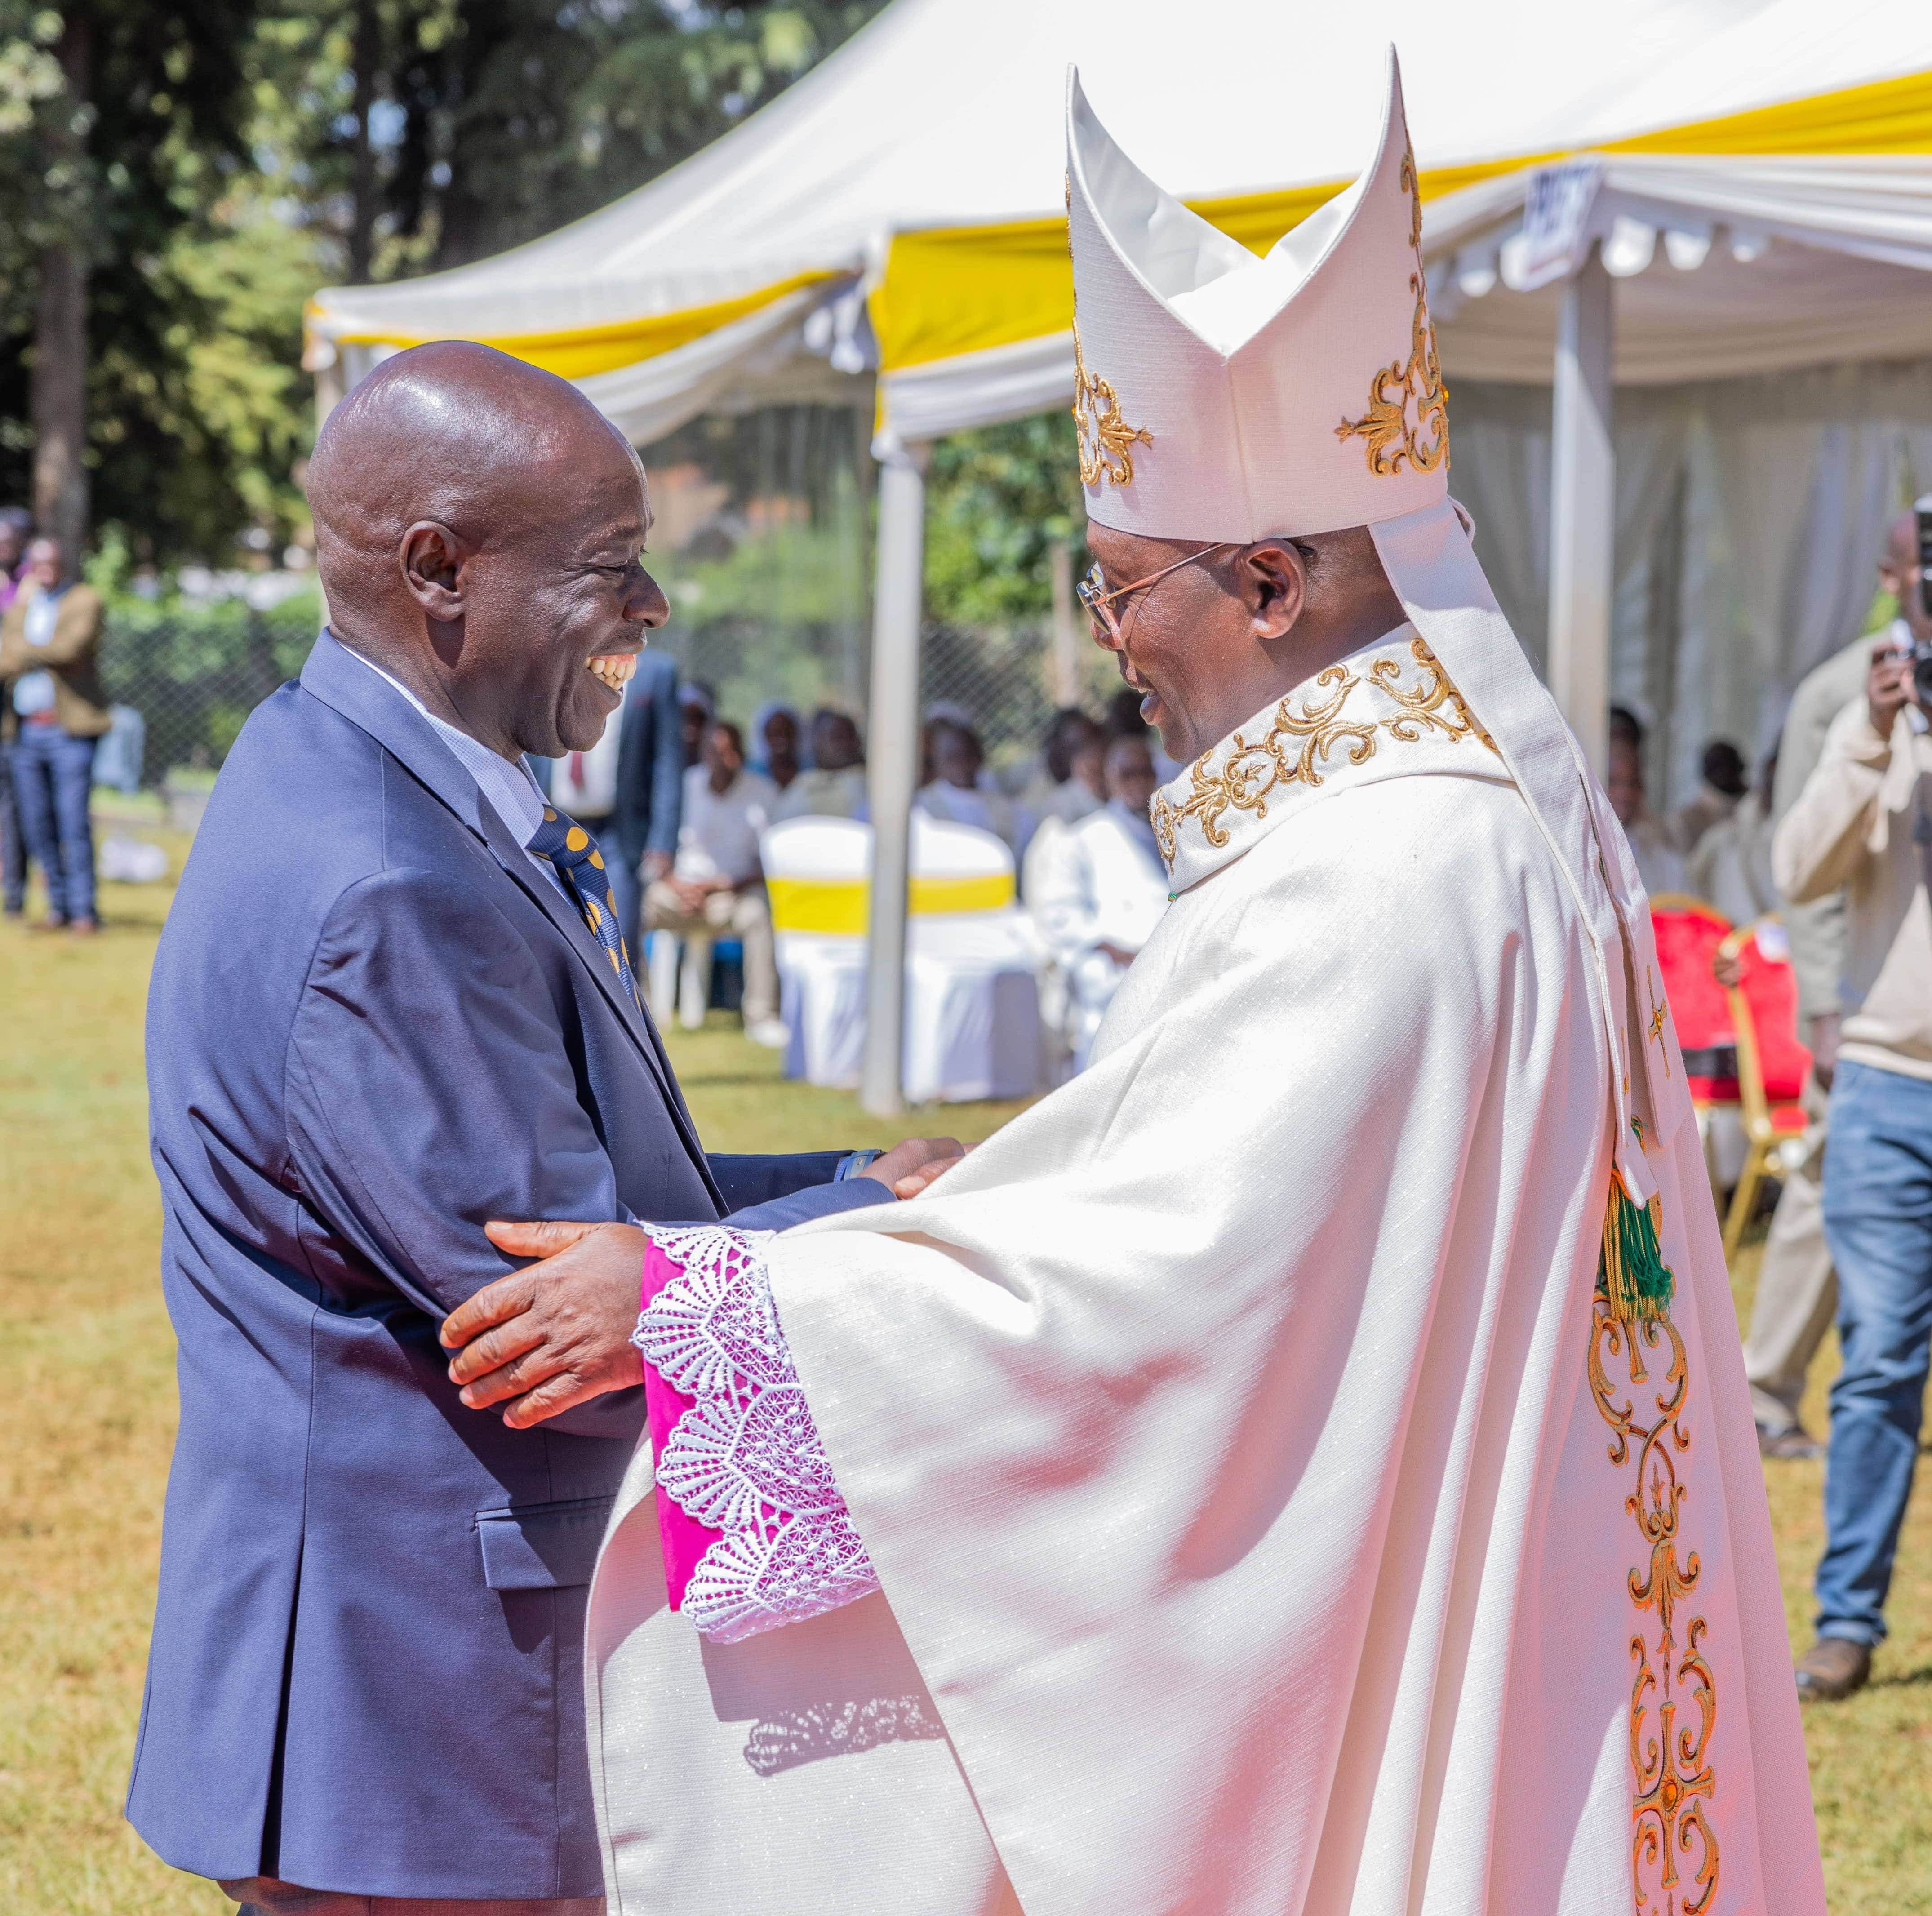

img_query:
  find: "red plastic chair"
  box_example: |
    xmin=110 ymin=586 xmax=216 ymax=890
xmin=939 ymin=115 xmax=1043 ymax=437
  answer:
xmin=1648 ymin=894 xmax=1739 ymax=1104
xmin=1717 ymin=916 xmax=1812 ymax=1255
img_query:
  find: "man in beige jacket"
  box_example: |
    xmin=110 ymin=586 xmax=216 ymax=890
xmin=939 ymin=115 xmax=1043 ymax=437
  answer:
xmin=1737 ymin=640 xmax=1873 ymax=1455
xmin=1772 ymin=537 xmax=1932 ymax=1701
xmin=0 ymin=537 xmax=109 ymax=933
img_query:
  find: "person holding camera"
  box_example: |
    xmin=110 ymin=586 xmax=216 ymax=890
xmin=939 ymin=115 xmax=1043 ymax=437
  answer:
xmin=1772 ymin=502 xmax=1932 ymax=1701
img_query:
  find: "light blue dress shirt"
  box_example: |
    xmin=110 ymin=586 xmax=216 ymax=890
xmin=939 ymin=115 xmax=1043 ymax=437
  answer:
xmin=337 ymin=637 xmax=569 ymax=898
xmin=12 ymin=584 xmax=65 ymax=716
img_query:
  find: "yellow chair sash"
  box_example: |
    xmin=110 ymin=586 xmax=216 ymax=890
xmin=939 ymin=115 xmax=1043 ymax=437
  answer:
xmin=768 ymin=872 xmax=1013 ymax=935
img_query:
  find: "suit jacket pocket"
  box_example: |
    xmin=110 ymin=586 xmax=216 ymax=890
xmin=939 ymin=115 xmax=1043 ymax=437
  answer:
xmin=475 ymin=1494 xmax=616 ymax=1590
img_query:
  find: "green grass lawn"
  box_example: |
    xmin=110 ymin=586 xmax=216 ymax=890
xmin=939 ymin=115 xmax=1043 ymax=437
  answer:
xmin=0 ymin=841 xmax=1926 ymax=1911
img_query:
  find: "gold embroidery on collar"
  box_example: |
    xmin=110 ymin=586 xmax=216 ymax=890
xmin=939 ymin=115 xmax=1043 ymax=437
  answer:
xmin=1588 ymin=1175 xmax=1719 ymax=1916
xmin=1335 ymin=141 xmax=1450 ymax=479
xmin=1072 ymin=317 xmax=1153 ymax=489
xmin=1150 ymin=636 xmax=1492 ymax=864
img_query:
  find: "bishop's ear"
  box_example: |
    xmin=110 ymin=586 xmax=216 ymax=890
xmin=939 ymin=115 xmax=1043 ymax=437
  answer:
xmin=399 ymin=520 xmax=468 ymax=621
xmin=1243 ymin=539 xmax=1308 ymax=642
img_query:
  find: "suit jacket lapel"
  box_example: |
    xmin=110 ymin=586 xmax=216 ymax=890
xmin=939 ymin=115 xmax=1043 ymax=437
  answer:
xmin=298 ymin=631 xmax=719 ymax=1193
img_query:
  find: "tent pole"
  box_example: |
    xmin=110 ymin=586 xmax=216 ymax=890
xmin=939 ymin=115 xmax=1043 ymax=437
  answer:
xmin=1546 ymin=241 xmax=1614 ymax=777
xmin=860 ymin=441 xmax=929 ymax=1116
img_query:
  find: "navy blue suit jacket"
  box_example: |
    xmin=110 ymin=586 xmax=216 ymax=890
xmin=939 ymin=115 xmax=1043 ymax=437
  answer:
xmin=128 ymin=631 xmax=888 ymax=1898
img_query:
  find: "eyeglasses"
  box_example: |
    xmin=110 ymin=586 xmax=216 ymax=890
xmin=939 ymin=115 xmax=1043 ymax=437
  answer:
xmin=1076 ymin=544 xmax=1230 ymax=646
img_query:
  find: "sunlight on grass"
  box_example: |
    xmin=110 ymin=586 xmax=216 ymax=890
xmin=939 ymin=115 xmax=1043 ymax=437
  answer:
xmin=0 ymin=847 xmax=1926 ymax=1909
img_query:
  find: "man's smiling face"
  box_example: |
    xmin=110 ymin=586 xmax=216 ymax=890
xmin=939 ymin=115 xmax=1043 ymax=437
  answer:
xmin=1083 ymin=523 xmax=1244 ymax=765
xmin=464 ymin=429 xmax=670 ymax=759
xmin=306 ymin=340 xmax=674 ymax=762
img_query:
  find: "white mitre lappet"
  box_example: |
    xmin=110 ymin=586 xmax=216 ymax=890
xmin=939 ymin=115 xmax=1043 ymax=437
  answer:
xmin=582 ymin=50 xmax=1825 ymax=1916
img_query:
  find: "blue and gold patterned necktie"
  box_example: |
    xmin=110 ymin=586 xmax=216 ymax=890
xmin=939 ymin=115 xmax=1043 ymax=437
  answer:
xmin=528 ymin=805 xmax=641 ymax=1012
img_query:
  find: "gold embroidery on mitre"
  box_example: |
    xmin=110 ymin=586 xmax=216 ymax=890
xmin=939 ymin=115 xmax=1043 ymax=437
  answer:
xmin=1336 ymin=142 xmax=1450 ymax=478
xmin=1589 ymin=1170 xmax=1720 ymax=1916
xmin=1071 ymin=317 xmax=1153 ymax=489
xmin=1150 ymin=635 xmax=1492 ymax=863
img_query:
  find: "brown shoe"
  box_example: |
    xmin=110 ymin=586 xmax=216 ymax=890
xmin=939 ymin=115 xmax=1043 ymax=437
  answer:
xmin=29 ymin=912 xmax=67 ymax=933
xmin=1758 ymin=1424 xmax=1825 ymax=1461
xmin=1795 ymin=1637 xmax=1870 ymax=1702
xmin=67 ymin=916 xmax=98 ymax=937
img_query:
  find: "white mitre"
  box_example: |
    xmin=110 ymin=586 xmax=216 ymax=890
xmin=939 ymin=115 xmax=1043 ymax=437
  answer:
xmin=1067 ymin=49 xmax=1447 ymax=542
xmin=1066 ymin=53 xmax=1677 ymax=1204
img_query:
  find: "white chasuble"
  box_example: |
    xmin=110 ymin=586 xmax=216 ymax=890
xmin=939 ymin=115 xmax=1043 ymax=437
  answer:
xmin=585 ymin=511 xmax=1822 ymax=1916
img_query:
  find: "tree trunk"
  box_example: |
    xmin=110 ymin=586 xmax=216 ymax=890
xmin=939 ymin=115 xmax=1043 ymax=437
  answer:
xmin=31 ymin=16 xmax=92 ymax=558
xmin=348 ymin=0 xmax=379 ymax=282
xmin=32 ymin=246 xmax=88 ymax=559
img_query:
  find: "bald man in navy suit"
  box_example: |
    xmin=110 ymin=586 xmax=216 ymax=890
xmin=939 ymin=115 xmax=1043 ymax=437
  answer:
xmin=129 ymin=343 xmax=959 ymax=1914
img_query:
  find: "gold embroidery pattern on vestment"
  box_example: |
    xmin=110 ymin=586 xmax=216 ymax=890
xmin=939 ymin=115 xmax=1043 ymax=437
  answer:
xmin=1336 ymin=142 xmax=1450 ymax=479
xmin=1151 ymin=636 xmax=1492 ymax=864
xmin=1647 ymin=967 xmax=1673 ymax=1077
xmin=1588 ymin=1174 xmax=1720 ymax=1916
xmin=1071 ymin=317 xmax=1153 ymax=489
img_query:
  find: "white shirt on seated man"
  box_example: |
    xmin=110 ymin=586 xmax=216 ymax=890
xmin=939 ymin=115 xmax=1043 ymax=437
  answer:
xmin=914 ymin=718 xmax=1034 ymax=863
xmin=644 ymin=718 xmax=786 ymax=1045
xmin=770 ymin=707 xmax=870 ymax=822
xmin=1027 ymin=733 xmax=1168 ymax=1072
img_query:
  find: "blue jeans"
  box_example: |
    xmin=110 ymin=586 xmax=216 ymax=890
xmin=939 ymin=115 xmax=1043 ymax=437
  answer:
xmin=1816 ymin=1058 xmax=1932 ymax=1645
xmin=10 ymin=723 xmax=97 ymax=922
xmin=0 ymin=738 xmax=22 ymax=911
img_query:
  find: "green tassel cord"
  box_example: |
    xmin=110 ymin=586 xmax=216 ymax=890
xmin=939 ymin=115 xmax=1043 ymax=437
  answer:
xmin=1597 ymin=1170 xmax=1675 ymax=1324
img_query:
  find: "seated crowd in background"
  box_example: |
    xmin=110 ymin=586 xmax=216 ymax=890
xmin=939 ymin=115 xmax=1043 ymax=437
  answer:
xmin=646 ymin=685 xmax=1183 ymax=1083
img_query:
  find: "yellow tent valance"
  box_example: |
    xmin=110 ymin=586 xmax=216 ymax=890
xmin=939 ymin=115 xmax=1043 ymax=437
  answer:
xmin=310 ymin=270 xmax=836 ymax=382
xmin=310 ymin=65 xmax=1932 ymax=392
xmin=868 ymin=64 xmax=1932 ymax=375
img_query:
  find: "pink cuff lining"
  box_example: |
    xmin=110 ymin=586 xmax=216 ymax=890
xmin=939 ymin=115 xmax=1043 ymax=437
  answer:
xmin=639 ymin=1238 xmax=724 ymax=1610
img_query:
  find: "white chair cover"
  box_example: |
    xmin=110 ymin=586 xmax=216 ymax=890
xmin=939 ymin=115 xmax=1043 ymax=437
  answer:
xmin=763 ymin=814 xmax=1043 ymax=1103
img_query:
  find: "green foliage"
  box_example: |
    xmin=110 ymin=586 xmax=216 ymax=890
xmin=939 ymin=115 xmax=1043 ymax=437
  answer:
xmin=0 ymin=0 xmax=893 ymax=567
xmin=286 ymin=0 xmax=889 ymax=273
xmin=0 ymin=0 xmax=267 ymax=543
xmin=924 ymin=410 xmax=1087 ymax=624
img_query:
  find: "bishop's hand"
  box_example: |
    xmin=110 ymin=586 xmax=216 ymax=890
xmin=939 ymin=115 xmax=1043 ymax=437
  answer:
xmin=443 ymin=1219 xmax=644 ymax=1429
xmin=444 ymin=1139 xmax=967 ymax=1427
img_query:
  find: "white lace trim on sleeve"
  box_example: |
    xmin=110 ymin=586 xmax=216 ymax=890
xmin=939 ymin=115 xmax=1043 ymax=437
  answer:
xmin=631 ymin=1224 xmax=881 ymax=1643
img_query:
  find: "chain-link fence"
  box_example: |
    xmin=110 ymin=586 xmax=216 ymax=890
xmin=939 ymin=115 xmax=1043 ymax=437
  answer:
xmin=669 ymin=613 xmax=1073 ymax=774
xmin=97 ymin=599 xmax=322 ymax=791
xmin=919 ymin=620 xmax=1060 ymax=769
xmin=95 ymin=599 xmax=1082 ymax=797
xmin=89 ymin=403 xmax=1114 ymax=802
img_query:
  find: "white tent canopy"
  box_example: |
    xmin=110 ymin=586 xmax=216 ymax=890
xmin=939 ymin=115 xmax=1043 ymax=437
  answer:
xmin=309 ymin=0 xmax=1932 ymax=439
xmin=308 ymin=0 xmax=1932 ymax=1109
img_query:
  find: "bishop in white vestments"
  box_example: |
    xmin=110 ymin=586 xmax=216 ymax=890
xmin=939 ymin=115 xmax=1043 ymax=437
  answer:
xmin=440 ymin=49 xmax=1824 ymax=1916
